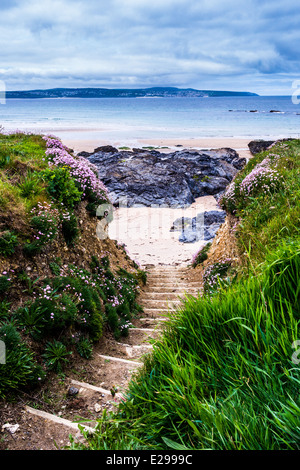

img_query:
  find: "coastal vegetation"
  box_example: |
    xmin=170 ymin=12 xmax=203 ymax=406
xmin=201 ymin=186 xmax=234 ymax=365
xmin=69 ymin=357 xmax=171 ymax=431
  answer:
xmin=6 ymin=87 xmax=259 ymax=99
xmin=0 ymin=131 xmax=145 ymax=400
xmin=72 ymin=139 xmax=300 ymax=450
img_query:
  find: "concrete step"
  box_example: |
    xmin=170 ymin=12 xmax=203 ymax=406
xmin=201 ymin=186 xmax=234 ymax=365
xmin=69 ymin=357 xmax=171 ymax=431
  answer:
xmin=135 ymin=317 xmax=169 ymax=328
xmin=142 ymin=299 xmax=182 ymax=308
xmin=138 ymin=317 xmax=169 ymax=323
xmin=140 ymin=287 xmax=200 ymax=294
xmin=98 ymin=354 xmax=143 ymax=365
xmin=25 ymin=406 xmax=95 ymax=434
xmin=69 ymin=379 xmax=123 ymax=399
xmin=146 ymin=280 xmax=202 ymax=285
xmin=129 ymin=327 xmax=162 ymax=332
xmin=140 ymin=292 xmax=193 ymax=300
xmin=142 ymin=308 xmax=177 ymax=315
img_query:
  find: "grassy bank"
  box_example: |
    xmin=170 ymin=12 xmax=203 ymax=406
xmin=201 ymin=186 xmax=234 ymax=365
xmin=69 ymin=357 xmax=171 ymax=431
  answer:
xmin=73 ymin=139 xmax=300 ymax=450
xmin=0 ymin=131 xmax=145 ymax=400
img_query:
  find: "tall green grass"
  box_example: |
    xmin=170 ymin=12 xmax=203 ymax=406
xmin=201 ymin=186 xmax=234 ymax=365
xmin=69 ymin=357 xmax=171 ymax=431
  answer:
xmin=75 ymin=241 xmax=300 ymax=450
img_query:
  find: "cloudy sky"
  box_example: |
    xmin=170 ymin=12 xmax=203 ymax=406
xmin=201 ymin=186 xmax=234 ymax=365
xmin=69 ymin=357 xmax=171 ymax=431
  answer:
xmin=0 ymin=0 xmax=299 ymax=95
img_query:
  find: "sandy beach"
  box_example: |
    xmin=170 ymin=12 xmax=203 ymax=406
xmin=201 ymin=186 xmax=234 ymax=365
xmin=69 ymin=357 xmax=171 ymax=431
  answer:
xmin=107 ymin=196 xmax=222 ymax=267
xmin=61 ymin=135 xmax=252 ymax=160
xmin=59 ymin=133 xmax=251 ymax=267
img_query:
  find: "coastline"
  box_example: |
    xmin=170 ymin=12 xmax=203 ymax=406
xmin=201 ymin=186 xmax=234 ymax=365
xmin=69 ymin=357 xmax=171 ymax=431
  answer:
xmin=44 ymin=132 xmax=252 ymax=266
xmin=57 ymin=133 xmax=253 ymax=159
xmin=5 ymin=126 xmax=255 ymax=266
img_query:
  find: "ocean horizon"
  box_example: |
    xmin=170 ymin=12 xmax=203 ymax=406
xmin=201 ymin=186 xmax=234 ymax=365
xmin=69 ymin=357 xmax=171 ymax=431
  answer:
xmin=1 ymin=95 xmax=300 ymax=144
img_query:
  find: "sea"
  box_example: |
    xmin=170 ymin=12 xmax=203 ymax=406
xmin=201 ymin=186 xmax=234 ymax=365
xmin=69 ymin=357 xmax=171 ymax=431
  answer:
xmin=0 ymin=95 xmax=299 ymax=143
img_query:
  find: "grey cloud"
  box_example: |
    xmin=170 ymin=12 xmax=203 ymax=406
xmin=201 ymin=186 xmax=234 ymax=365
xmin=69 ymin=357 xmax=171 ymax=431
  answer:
xmin=0 ymin=0 xmax=299 ymax=94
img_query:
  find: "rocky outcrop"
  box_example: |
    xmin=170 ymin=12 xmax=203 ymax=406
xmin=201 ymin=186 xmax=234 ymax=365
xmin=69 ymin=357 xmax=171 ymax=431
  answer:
xmin=85 ymin=147 xmax=246 ymax=207
xmin=248 ymin=140 xmax=275 ymax=155
xmin=171 ymin=210 xmax=226 ymax=243
xmin=248 ymin=138 xmax=294 ymax=155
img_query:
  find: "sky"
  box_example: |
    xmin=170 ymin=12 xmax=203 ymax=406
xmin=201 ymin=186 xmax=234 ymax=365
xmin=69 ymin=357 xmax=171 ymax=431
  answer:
xmin=0 ymin=0 xmax=300 ymax=95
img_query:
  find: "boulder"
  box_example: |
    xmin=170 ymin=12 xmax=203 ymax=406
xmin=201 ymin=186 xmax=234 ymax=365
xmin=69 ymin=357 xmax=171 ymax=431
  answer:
xmin=173 ymin=210 xmax=226 ymax=243
xmin=87 ymin=147 xmax=246 ymax=207
xmin=248 ymin=138 xmax=294 ymax=155
xmin=248 ymin=140 xmax=275 ymax=155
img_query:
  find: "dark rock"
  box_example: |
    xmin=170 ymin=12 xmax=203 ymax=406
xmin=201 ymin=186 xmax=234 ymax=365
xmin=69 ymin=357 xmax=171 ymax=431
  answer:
xmin=248 ymin=138 xmax=294 ymax=155
xmin=203 ymin=210 xmax=226 ymax=225
xmin=93 ymin=145 xmax=119 ymax=154
xmin=77 ymin=151 xmax=92 ymax=158
xmin=87 ymin=147 xmax=246 ymax=207
xmin=67 ymin=386 xmax=79 ymax=397
xmin=248 ymin=140 xmax=275 ymax=155
xmin=173 ymin=210 xmax=226 ymax=243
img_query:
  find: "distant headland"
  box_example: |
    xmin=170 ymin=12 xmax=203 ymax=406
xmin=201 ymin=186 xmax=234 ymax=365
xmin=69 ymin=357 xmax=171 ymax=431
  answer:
xmin=6 ymin=87 xmax=259 ymax=99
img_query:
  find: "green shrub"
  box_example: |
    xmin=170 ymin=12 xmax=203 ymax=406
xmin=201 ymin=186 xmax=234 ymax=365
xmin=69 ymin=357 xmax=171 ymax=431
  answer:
xmin=203 ymin=259 xmax=232 ymax=294
xmin=18 ymin=171 xmax=43 ymax=198
xmin=191 ymin=242 xmax=211 ymax=268
xmin=0 ymin=322 xmax=44 ymax=398
xmin=133 ymin=269 xmax=148 ymax=286
xmin=0 ymin=275 xmax=11 ymax=296
xmin=0 ymin=154 xmax=10 ymax=169
xmin=0 ymin=231 xmax=18 ymax=256
xmin=42 ymin=167 xmax=82 ymax=208
xmin=76 ymin=336 xmax=93 ymax=359
xmin=106 ymin=303 xmax=119 ymax=333
xmin=23 ymin=241 xmax=42 ymax=257
xmin=49 ymin=273 xmax=104 ymax=342
xmin=61 ymin=213 xmax=79 ymax=246
xmin=30 ymin=213 xmax=58 ymax=242
xmin=14 ymin=304 xmax=47 ymax=340
xmin=0 ymin=301 xmax=11 ymax=321
xmin=49 ymin=261 xmax=61 ymax=276
xmin=24 ymin=203 xmax=59 ymax=254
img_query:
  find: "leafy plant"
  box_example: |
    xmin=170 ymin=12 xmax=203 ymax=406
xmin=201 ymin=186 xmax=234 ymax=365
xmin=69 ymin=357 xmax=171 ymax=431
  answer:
xmin=49 ymin=261 xmax=61 ymax=276
xmin=14 ymin=305 xmax=47 ymax=339
xmin=191 ymin=242 xmax=211 ymax=268
xmin=76 ymin=336 xmax=93 ymax=359
xmin=43 ymin=340 xmax=72 ymax=373
xmin=61 ymin=213 xmax=79 ymax=246
xmin=18 ymin=171 xmax=43 ymax=198
xmin=133 ymin=269 xmax=148 ymax=286
xmin=0 ymin=154 xmax=10 ymax=169
xmin=0 ymin=231 xmax=18 ymax=256
xmin=0 ymin=300 xmax=11 ymax=321
xmin=0 ymin=322 xmax=44 ymax=398
xmin=0 ymin=275 xmax=11 ymax=296
xmin=203 ymin=259 xmax=232 ymax=293
xmin=42 ymin=167 xmax=82 ymax=208
xmin=18 ymin=272 xmax=40 ymax=295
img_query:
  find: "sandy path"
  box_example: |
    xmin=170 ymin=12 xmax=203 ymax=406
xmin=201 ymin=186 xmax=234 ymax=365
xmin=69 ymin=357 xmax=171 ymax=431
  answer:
xmin=107 ymin=196 xmax=222 ymax=267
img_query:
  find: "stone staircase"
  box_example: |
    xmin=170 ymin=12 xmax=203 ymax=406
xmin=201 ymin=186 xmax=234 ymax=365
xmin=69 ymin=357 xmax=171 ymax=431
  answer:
xmin=20 ymin=266 xmax=202 ymax=449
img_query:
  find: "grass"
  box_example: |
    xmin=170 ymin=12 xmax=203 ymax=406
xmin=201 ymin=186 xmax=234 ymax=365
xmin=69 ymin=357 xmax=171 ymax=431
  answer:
xmin=0 ymin=133 xmax=48 ymax=220
xmin=72 ymin=139 xmax=300 ymax=450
